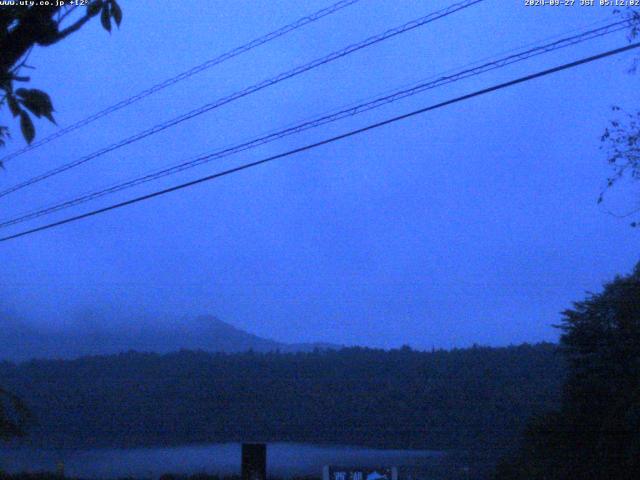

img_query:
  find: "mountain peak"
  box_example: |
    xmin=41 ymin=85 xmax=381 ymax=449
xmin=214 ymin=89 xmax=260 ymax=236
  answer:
xmin=0 ymin=313 xmax=339 ymax=362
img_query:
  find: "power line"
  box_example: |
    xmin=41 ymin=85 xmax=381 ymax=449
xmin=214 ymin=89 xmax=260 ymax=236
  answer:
xmin=0 ymin=0 xmax=484 ymax=199
xmin=1 ymin=41 xmax=638 ymax=243
xmin=0 ymin=19 xmax=630 ymax=229
xmin=0 ymin=0 xmax=362 ymax=165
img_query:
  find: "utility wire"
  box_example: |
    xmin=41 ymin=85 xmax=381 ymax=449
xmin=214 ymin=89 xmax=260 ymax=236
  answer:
xmin=0 ymin=0 xmax=362 ymax=165
xmin=0 ymin=0 xmax=484 ymax=199
xmin=0 ymin=19 xmax=630 ymax=229
xmin=1 ymin=42 xmax=638 ymax=243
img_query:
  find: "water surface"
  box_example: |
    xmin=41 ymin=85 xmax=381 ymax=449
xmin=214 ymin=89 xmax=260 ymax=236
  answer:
xmin=0 ymin=443 xmax=443 ymax=479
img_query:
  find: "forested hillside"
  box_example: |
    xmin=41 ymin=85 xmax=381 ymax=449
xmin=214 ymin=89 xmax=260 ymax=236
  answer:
xmin=0 ymin=344 xmax=564 ymax=451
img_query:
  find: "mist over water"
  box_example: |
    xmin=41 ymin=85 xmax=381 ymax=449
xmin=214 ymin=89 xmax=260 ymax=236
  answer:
xmin=0 ymin=443 xmax=443 ymax=479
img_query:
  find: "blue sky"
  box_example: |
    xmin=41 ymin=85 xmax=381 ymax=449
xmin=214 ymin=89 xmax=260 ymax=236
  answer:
xmin=1 ymin=0 xmax=639 ymax=349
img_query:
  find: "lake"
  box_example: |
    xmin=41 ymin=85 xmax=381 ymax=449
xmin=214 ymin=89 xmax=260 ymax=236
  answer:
xmin=0 ymin=443 xmax=444 ymax=479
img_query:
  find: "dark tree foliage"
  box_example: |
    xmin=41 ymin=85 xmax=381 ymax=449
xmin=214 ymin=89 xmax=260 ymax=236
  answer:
xmin=495 ymin=264 xmax=640 ymax=480
xmin=0 ymin=0 xmax=121 ymax=440
xmin=0 ymin=0 xmax=122 ymax=149
xmin=599 ymin=7 xmax=640 ymax=224
xmin=0 ymin=344 xmax=563 ymax=455
xmin=0 ymin=386 xmax=29 ymax=440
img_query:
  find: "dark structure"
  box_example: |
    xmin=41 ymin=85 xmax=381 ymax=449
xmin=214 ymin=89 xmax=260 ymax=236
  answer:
xmin=241 ymin=443 xmax=266 ymax=480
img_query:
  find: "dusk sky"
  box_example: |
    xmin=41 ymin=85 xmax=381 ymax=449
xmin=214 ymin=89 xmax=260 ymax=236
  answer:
xmin=1 ymin=0 xmax=638 ymax=350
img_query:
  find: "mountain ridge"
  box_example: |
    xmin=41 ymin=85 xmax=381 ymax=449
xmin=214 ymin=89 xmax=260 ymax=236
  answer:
xmin=0 ymin=313 xmax=341 ymax=362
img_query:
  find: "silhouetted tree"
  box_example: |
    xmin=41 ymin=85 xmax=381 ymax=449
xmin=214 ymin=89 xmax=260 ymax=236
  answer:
xmin=0 ymin=386 xmax=29 ymax=440
xmin=599 ymin=7 xmax=640 ymax=223
xmin=0 ymin=0 xmax=122 ymax=149
xmin=496 ymin=263 xmax=640 ymax=479
xmin=557 ymin=263 xmax=640 ymax=478
xmin=0 ymin=0 xmax=122 ymax=439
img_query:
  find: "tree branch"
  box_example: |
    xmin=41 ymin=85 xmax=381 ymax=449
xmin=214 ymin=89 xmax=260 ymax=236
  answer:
xmin=0 ymin=5 xmax=61 ymax=72
xmin=47 ymin=9 xmax=97 ymax=44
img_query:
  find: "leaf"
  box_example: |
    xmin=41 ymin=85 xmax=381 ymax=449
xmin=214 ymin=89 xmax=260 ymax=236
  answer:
xmin=110 ymin=0 xmax=122 ymax=27
xmin=101 ymin=3 xmax=112 ymax=32
xmin=0 ymin=125 xmax=9 ymax=151
xmin=44 ymin=111 xmax=56 ymax=124
xmin=87 ymin=0 xmax=102 ymax=16
xmin=19 ymin=111 xmax=35 ymax=144
xmin=7 ymin=95 xmax=21 ymax=117
xmin=15 ymin=88 xmax=55 ymax=123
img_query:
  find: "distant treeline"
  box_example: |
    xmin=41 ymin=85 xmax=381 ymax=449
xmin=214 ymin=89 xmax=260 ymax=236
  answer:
xmin=0 ymin=344 xmax=564 ymax=451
